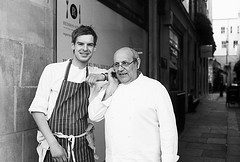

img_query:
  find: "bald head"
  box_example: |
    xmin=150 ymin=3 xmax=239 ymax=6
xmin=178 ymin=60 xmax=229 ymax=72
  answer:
xmin=114 ymin=47 xmax=140 ymax=61
xmin=113 ymin=47 xmax=141 ymax=84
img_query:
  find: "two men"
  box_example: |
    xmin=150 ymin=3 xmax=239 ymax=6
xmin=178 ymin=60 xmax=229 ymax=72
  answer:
xmin=30 ymin=23 xmax=179 ymax=161
xmin=89 ymin=47 xmax=179 ymax=162
xmin=29 ymin=25 xmax=106 ymax=162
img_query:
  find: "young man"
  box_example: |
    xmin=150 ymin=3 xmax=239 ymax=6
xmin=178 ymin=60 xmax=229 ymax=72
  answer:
xmin=88 ymin=47 xmax=179 ymax=162
xmin=29 ymin=25 xmax=107 ymax=162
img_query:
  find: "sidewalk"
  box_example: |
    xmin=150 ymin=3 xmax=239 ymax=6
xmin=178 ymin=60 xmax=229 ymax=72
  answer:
xmin=178 ymin=93 xmax=240 ymax=162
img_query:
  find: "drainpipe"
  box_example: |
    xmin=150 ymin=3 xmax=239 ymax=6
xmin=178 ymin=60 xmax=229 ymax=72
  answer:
xmin=148 ymin=0 xmax=159 ymax=79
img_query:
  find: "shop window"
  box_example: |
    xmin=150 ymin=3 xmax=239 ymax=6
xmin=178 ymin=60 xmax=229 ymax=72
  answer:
xmin=169 ymin=27 xmax=183 ymax=91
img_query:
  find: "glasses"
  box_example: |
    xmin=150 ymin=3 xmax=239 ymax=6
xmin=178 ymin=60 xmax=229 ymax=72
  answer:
xmin=112 ymin=60 xmax=136 ymax=69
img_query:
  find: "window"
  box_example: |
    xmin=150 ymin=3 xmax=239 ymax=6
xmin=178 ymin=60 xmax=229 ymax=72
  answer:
xmin=222 ymin=41 xmax=227 ymax=48
xmin=233 ymin=41 xmax=238 ymax=48
xmin=221 ymin=27 xmax=225 ymax=34
xmin=169 ymin=27 xmax=183 ymax=91
xmin=230 ymin=26 xmax=232 ymax=33
xmin=238 ymin=26 xmax=239 ymax=34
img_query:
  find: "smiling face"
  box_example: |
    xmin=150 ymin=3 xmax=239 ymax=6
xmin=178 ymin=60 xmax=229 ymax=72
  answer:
xmin=113 ymin=47 xmax=140 ymax=84
xmin=71 ymin=34 xmax=96 ymax=65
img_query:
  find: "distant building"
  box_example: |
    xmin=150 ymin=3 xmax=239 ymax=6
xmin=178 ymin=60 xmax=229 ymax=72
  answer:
xmin=213 ymin=13 xmax=240 ymax=85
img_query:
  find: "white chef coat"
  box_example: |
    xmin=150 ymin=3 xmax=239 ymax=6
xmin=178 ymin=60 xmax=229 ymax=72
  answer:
xmin=28 ymin=59 xmax=106 ymax=162
xmin=89 ymin=73 xmax=179 ymax=162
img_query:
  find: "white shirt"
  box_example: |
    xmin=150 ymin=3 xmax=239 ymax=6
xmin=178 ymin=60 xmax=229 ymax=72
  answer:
xmin=89 ymin=74 xmax=179 ymax=162
xmin=28 ymin=60 xmax=106 ymax=162
xmin=29 ymin=59 xmax=106 ymax=119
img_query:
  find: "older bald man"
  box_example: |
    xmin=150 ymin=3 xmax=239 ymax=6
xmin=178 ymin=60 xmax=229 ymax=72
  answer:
xmin=88 ymin=47 xmax=179 ymax=162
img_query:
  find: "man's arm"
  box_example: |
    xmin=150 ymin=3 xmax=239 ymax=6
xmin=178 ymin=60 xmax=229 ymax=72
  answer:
xmin=88 ymin=88 xmax=110 ymax=122
xmin=29 ymin=65 xmax=68 ymax=161
xmin=88 ymin=68 xmax=119 ymax=122
xmin=32 ymin=112 xmax=68 ymax=161
xmin=156 ymin=85 xmax=179 ymax=162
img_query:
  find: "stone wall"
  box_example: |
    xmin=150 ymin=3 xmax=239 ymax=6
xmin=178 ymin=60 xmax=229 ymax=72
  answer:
xmin=0 ymin=0 xmax=55 ymax=161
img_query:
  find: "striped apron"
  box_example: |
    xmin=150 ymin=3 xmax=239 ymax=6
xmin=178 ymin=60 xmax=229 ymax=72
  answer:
xmin=44 ymin=59 xmax=94 ymax=162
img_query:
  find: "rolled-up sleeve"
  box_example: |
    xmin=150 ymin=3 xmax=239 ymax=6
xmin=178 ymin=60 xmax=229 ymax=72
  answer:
xmin=155 ymin=85 xmax=179 ymax=162
xmin=88 ymin=89 xmax=112 ymax=122
xmin=28 ymin=66 xmax=52 ymax=115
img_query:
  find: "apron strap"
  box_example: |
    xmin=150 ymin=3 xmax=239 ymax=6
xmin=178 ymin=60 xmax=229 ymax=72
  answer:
xmin=86 ymin=66 xmax=89 ymax=78
xmin=64 ymin=59 xmax=89 ymax=80
xmin=64 ymin=59 xmax=72 ymax=81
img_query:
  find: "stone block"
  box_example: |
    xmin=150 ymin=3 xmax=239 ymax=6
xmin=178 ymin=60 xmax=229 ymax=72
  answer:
xmin=202 ymin=133 xmax=227 ymax=138
xmin=16 ymin=87 xmax=37 ymax=131
xmin=204 ymin=157 xmax=225 ymax=162
xmin=202 ymin=149 xmax=226 ymax=159
xmin=227 ymin=156 xmax=240 ymax=162
xmin=28 ymin=0 xmax=55 ymax=11
xmin=22 ymin=130 xmax=38 ymax=162
xmin=0 ymin=38 xmax=23 ymax=86
xmin=211 ymin=128 xmax=227 ymax=134
xmin=210 ymin=127 xmax=228 ymax=134
xmin=179 ymin=148 xmax=203 ymax=157
xmin=0 ymin=0 xmax=7 ymax=38
xmin=187 ymin=143 xmax=226 ymax=151
xmin=0 ymin=86 xmax=14 ymax=135
xmin=178 ymin=155 xmax=204 ymax=162
xmin=227 ymin=129 xmax=240 ymax=137
xmin=227 ymin=144 xmax=240 ymax=156
xmin=22 ymin=44 xmax=53 ymax=86
xmin=4 ymin=1 xmax=46 ymax=45
xmin=182 ymin=129 xmax=203 ymax=137
xmin=0 ymin=133 xmax=22 ymax=162
xmin=180 ymin=136 xmax=207 ymax=143
xmin=227 ymin=137 xmax=240 ymax=145
xmin=179 ymin=141 xmax=188 ymax=150
xmin=207 ymin=138 xmax=226 ymax=145
xmin=209 ymin=126 xmax=228 ymax=132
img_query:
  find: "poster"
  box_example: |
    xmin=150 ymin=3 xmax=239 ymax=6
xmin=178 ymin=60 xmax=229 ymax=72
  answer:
xmin=57 ymin=0 xmax=81 ymax=62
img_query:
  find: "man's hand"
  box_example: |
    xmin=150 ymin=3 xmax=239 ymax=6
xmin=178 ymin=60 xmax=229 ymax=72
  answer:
xmin=107 ymin=68 xmax=119 ymax=86
xmin=49 ymin=141 xmax=68 ymax=162
xmin=86 ymin=73 xmax=105 ymax=87
xmin=31 ymin=112 xmax=67 ymax=162
xmin=102 ymin=68 xmax=119 ymax=100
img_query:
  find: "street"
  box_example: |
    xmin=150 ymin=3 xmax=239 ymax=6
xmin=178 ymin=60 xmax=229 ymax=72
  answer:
xmin=178 ymin=93 xmax=240 ymax=162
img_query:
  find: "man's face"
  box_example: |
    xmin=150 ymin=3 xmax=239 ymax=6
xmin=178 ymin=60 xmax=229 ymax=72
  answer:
xmin=71 ymin=34 xmax=95 ymax=63
xmin=113 ymin=49 xmax=139 ymax=84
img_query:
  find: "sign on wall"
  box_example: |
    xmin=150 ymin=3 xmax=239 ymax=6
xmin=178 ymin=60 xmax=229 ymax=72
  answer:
xmin=57 ymin=0 xmax=147 ymax=68
xmin=57 ymin=0 xmax=81 ymax=62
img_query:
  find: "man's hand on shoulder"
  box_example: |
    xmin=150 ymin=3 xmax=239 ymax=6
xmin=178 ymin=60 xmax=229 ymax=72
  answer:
xmin=86 ymin=73 xmax=106 ymax=87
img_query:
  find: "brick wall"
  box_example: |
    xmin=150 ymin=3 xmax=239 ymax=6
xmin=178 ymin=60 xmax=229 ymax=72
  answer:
xmin=0 ymin=0 xmax=55 ymax=161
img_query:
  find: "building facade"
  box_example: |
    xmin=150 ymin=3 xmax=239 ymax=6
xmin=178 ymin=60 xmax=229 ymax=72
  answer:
xmin=0 ymin=0 xmax=213 ymax=161
xmin=213 ymin=14 xmax=240 ymax=85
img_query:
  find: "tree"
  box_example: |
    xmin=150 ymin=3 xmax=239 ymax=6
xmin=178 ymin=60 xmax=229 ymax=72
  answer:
xmin=195 ymin=13 xmax=216 ymax=53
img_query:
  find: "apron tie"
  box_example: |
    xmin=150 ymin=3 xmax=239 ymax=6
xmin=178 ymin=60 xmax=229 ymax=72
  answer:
xmin=54 ymin=132 xmax=86 ymax=162
xmin=53 ymin=123 xmax=99 ymax=162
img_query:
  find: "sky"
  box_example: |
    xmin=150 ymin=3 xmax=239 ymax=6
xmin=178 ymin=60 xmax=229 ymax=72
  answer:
xmin=212 ymin=0 xmax=240 ymax=19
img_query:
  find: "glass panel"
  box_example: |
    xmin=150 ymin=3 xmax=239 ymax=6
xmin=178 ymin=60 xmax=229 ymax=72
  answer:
xmin=169 ymin=27 xmax=182 ymax=91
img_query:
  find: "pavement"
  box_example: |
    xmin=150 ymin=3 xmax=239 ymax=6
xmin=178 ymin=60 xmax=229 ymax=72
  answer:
xmin=178 ymin=93 xmax=240 ymax=162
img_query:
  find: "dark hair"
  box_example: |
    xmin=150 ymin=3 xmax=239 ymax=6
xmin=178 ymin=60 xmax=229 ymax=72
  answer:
xmin=71 ymin=25 xmax=98 ymax=46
